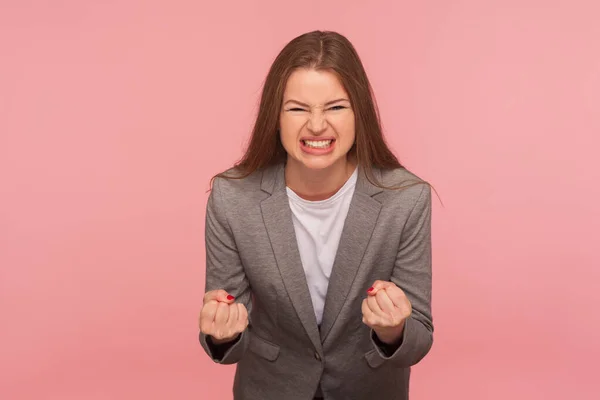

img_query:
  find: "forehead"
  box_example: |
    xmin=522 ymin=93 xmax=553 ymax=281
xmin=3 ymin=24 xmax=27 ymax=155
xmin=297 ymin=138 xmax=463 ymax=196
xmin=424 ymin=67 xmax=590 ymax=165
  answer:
xmin=283 ymin=68 xmax=349 ymax=102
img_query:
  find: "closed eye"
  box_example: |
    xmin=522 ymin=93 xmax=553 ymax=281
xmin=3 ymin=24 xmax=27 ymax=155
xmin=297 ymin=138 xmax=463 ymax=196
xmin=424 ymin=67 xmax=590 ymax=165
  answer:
xmin=287 ymin=107 xmax=307 ymax=112
xmin=328 ymin=105 xmax=347 ymax=111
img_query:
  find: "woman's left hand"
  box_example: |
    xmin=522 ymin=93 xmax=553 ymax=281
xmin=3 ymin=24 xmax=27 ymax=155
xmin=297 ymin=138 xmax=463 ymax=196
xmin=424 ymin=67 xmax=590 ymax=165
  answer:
xmin=361 ymin=280 xmax=412 ymax=345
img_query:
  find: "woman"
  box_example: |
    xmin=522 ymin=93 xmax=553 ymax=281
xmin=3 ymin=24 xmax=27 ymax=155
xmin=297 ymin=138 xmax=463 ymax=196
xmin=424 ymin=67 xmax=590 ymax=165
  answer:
xmin=198 ymin=30 xmax=433 ymax=400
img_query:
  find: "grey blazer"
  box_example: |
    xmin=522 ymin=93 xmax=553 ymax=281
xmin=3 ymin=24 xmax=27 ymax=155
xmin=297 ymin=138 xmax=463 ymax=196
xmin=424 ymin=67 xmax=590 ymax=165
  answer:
xmin=199 ymin=163 xmax=433 ymax=400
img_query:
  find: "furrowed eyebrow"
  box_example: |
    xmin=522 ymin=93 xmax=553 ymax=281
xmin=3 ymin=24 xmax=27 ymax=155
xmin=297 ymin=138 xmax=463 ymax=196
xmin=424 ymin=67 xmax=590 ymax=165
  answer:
xmin=283 ymin=98 xmax=350 ymax=108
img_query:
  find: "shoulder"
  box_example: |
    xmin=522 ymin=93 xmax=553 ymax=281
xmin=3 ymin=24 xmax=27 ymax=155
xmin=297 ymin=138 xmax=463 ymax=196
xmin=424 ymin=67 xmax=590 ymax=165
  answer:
xmin=379 ymin=167 xmax=425 ymax=187
xmin=210 ymin=165 xmax=274 ymax=204
xmin=376 ymin=167 xmax=431 ymax=206
xmin=212 ymin=166 xmax=261 ymax=191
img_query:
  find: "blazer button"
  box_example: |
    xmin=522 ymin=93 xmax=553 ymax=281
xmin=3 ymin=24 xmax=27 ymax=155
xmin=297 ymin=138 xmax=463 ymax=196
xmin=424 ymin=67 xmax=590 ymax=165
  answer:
xmin=314 ymin=352 xmax=321 ymax=361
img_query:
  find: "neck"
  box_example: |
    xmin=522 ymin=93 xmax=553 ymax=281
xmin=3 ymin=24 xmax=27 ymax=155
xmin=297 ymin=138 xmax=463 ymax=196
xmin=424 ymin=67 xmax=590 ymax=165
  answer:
xmin=285 ymin=157 xmax=356 ymax=201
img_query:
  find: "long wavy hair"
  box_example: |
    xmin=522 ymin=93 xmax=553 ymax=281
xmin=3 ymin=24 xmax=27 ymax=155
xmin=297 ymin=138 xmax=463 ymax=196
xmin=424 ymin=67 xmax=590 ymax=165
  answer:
xmin=211 ymin=30 xmax=409 ymax=188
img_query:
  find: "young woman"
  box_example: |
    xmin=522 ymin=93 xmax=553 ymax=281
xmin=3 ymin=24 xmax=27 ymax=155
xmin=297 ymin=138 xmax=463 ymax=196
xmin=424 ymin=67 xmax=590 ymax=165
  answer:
xmin=198 ymin=30 xmax=433 ymax=400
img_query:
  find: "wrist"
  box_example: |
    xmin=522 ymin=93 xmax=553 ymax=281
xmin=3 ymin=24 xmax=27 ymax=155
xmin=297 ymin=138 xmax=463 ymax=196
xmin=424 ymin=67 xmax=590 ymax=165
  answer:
xmin=374 ymin=321 xmax=405 ymax=345
xmin=209 ymin=333 xmax=240 ymax=345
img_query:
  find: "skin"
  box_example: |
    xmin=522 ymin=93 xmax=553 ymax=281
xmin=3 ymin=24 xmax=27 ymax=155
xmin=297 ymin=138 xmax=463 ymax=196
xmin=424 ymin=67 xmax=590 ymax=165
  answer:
xmin=199 ymin=68 xmax=410 ymax=347
xmin=199 ymin=290 xmax=248 ymax=345
xmin=363 ymin=281 xmax=412 ymax=345
xmin=279 ymin=68 xmax=357 ymax=202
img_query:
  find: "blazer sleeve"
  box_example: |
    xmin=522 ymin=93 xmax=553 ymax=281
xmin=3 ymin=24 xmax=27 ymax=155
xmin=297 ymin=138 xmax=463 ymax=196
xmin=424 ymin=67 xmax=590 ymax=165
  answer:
xmin=199 ymin=177 xmax=252 ymax=365
xmin=369 ymin=183 xmax=434 ymax=367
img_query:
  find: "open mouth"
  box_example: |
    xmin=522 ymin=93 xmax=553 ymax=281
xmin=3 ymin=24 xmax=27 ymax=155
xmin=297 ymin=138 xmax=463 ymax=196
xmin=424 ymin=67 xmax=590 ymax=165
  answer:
xmin=301 ymin=139 xmax=335 ymax=149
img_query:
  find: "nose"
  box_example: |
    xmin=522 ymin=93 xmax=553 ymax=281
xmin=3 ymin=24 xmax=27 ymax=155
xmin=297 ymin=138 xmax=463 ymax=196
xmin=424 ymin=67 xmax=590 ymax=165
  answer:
xmin=307 ymin=110 xmax=327 ymax=134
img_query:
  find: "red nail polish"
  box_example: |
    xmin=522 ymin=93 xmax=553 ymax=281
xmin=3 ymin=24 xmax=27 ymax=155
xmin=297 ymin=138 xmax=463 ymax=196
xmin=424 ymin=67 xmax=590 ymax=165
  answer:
xmin=367 ymin=287 xmax=374 ymax=293
xmin=227 ymin=295 xmax=235 ymax=300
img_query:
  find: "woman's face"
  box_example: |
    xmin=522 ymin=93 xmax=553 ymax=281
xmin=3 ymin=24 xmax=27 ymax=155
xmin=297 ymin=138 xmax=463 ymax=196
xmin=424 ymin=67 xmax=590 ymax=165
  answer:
xmin=279 ymin=68 xmax=355 ymax=171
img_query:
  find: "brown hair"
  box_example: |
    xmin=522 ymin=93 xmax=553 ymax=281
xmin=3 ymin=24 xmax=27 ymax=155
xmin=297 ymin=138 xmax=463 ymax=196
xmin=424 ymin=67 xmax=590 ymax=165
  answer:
xmin=212 ymin=30 xmax=419 ymax=190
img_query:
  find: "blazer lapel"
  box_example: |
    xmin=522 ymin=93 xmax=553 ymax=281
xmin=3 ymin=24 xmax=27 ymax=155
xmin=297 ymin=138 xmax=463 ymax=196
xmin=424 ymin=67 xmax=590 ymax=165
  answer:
xmin=260 ymin=164 xmax=323 ymax=352
xmin=319 ymin=166 xmax=383 ymax=342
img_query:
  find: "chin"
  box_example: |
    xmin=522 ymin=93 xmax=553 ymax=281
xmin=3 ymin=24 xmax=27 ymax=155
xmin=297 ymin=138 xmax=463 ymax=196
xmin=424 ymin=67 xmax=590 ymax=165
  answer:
xmin=299 ymin=157 xmax=340 ymax=171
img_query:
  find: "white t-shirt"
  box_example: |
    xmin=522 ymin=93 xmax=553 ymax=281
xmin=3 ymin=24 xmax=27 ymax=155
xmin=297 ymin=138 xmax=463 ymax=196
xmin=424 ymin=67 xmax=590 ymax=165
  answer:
xmin=285 ymin=168 xmax=358 ymax=325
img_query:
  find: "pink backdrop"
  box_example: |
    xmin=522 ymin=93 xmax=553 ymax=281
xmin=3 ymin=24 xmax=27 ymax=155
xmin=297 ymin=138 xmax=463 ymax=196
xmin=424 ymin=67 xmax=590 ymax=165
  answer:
xmin=1 ymin=1 xmax=599 ymax=399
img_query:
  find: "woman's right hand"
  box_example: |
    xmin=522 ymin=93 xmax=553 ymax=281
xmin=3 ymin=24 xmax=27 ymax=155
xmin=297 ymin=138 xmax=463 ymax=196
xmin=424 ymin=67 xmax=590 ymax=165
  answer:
xmin=199 ymin=289 xmax=249 ymax=344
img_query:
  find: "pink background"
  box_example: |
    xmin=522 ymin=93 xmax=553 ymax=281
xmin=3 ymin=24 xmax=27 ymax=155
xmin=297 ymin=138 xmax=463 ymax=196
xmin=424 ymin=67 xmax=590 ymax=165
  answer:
xmin=1 ymin=1 xmax=599 ymax=399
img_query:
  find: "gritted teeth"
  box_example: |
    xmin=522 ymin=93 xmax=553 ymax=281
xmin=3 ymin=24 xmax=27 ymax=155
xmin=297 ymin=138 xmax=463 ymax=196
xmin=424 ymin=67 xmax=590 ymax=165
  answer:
xmin=302 ymin=139 xmax=334 ymax=148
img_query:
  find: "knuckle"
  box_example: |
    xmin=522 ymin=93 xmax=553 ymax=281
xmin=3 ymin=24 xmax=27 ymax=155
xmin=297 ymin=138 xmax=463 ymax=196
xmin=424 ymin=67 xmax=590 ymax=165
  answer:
xmin=200 ymin=306 xmax=213 ymax=318
xmin=201 ymin=324 xmax=213 ymax=335
xmin=204 ymin=289 xmax=219 ymax=301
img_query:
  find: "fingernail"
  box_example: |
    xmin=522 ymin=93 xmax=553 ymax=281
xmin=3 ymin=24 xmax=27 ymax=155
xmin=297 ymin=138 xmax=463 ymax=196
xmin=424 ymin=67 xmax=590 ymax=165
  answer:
xmin=227 ymin=295 xmax=235 ymax=300
xmin=367 ymin=287 xmax=374 ymax=293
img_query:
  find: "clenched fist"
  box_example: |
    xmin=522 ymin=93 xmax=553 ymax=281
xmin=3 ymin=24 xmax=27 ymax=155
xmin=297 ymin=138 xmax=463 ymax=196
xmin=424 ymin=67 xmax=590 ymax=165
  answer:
xmin=199 ymin=289 xmax=249 ymax=345
xmin=362 ymin=280 xmax=412 ymax=345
